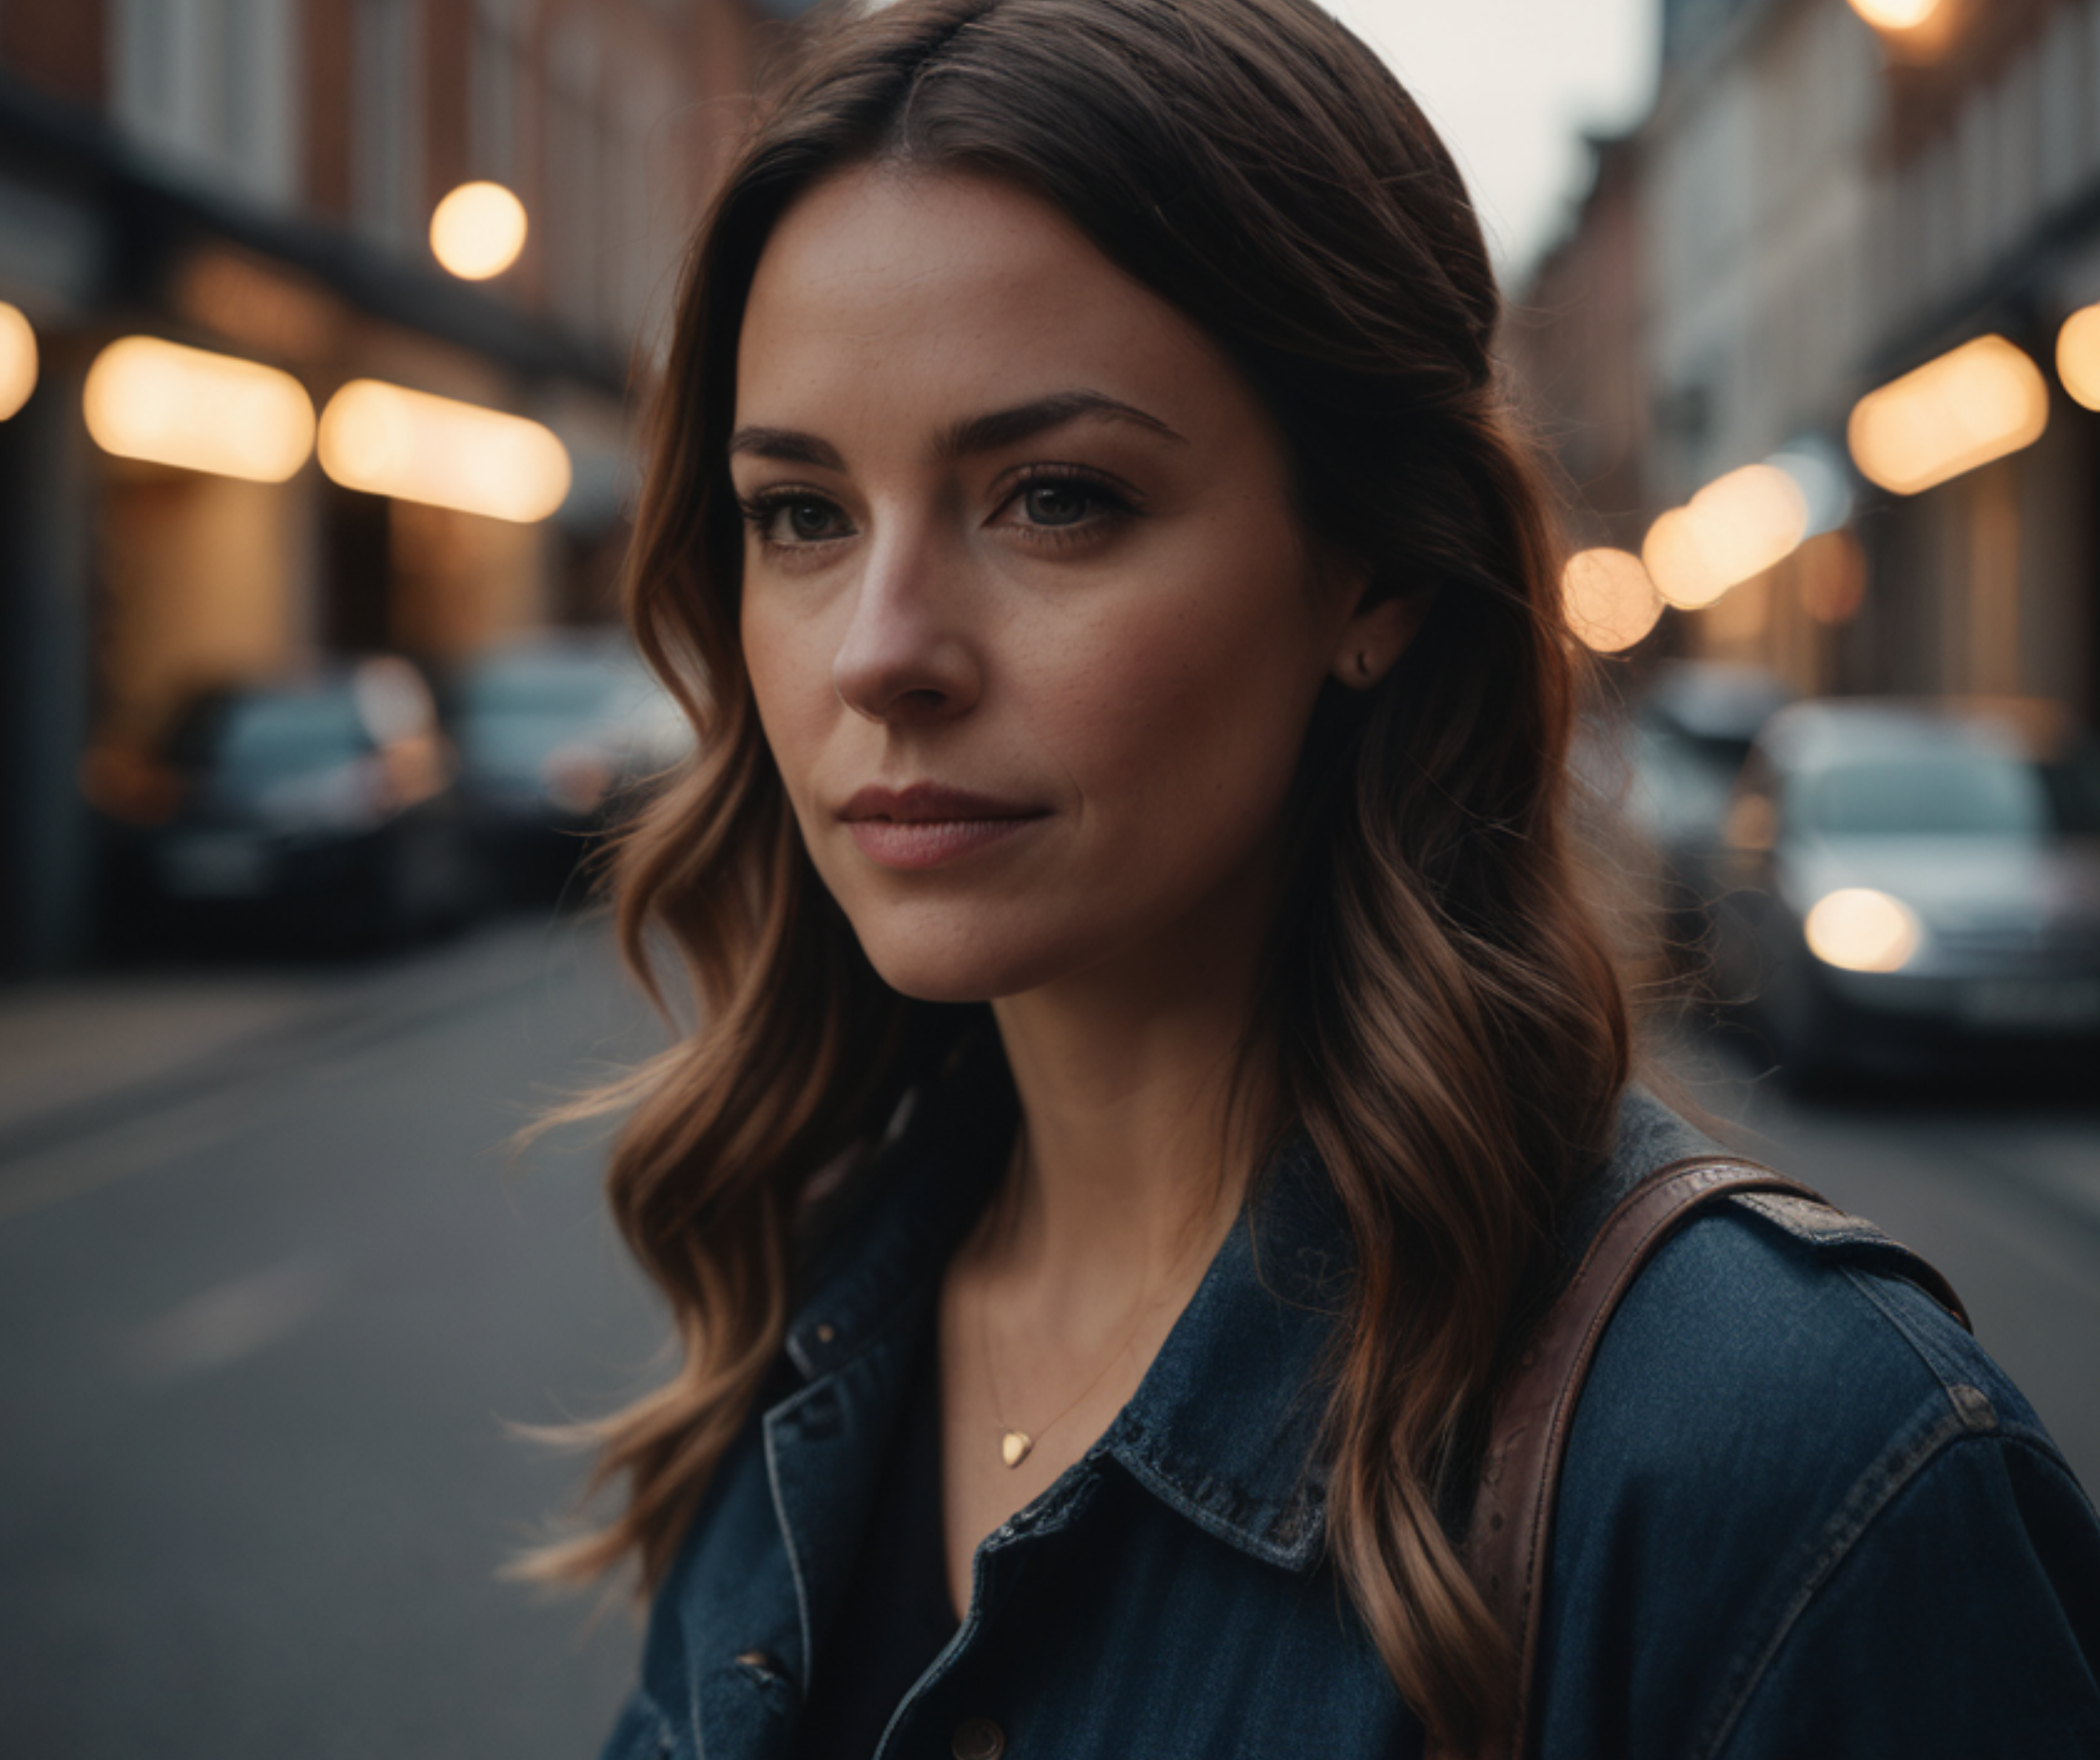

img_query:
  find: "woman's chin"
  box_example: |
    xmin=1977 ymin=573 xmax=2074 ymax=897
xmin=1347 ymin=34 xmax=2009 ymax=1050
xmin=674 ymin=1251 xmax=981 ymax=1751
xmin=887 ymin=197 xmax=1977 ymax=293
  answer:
xmin=852 ymin=925 xmax=1073 ymax=1008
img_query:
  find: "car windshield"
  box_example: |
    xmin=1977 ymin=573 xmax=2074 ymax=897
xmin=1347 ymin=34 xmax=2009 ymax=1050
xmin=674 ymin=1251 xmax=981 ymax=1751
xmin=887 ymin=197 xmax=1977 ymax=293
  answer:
xmin=209 ymin=694 xmax=370 ymax=790
xmin=1796 ymin=746 xmax=2100 ymax=838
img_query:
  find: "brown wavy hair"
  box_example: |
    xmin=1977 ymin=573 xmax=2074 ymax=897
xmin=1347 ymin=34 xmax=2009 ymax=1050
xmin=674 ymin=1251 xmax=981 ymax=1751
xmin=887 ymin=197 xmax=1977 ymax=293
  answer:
xmin=543 ymin=0 xmax=1630 ymax=1746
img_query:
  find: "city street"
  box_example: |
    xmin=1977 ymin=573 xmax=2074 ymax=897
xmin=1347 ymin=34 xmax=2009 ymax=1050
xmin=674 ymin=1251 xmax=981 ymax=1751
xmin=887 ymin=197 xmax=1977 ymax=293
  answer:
xmin=1 ymin=920 xmax=2096 ymax=1759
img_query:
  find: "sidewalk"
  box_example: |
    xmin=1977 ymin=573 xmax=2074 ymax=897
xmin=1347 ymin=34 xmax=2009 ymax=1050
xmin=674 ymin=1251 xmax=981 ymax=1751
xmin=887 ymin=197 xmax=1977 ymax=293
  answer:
xmin=0 ymin=914 xmax=595 ymax=1162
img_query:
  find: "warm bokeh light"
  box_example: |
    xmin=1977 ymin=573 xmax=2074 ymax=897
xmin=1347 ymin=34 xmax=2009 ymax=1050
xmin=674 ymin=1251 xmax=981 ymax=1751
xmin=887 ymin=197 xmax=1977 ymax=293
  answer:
xmin=83 ymin=337 xmax=315 ymax=482
xmin=1642 ymin=509 xmax=1729 ymax=610
xmin=1848 ymin=335 xmax=2050 ymax=496
xmin=1562 ymin=547 xmax=1664 ymax=652
xmin=1804 ymin=888 xmax=1922 ymax=974
xmin=2059 ymin=304 xmax=2100 ymax=412
xmin=1641 ymin=464 xmax=1809 ymax=610
xmin=0 ymin=302 xmax=37 ymax=420
xmin=318 ymin=379 xmax=571 ymax=522
xmin=1847 ymin=0 xmax=1941 ymax=26
xmin=429 ymin=182 xmax=529 ymax=281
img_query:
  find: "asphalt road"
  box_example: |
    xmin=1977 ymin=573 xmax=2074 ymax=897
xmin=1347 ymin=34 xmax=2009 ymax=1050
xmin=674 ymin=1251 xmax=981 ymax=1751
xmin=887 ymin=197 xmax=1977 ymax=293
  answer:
xmin=0 ymin=918 xmax=665 ymax=1759
xmin=1 ymin=923 xmax=2094 ymax=1758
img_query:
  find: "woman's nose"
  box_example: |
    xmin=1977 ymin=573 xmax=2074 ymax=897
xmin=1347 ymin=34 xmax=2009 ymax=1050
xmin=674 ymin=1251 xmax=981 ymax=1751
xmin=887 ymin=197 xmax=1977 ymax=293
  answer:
xmin=830 ymin=527 xmax=981 ymax=725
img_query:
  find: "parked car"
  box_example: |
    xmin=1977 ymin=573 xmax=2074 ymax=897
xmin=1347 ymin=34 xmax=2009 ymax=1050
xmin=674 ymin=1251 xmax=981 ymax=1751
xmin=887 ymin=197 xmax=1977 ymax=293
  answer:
xmin=1622 ymin=662 xmax=1794 ymax=934
xmin=93 ymin=658 xmax=475 ymax=950
xmin=442 ymin=633 xmax=693 ymax=901
xmin=1708 ymin=697 xmax=2100 ymax=1083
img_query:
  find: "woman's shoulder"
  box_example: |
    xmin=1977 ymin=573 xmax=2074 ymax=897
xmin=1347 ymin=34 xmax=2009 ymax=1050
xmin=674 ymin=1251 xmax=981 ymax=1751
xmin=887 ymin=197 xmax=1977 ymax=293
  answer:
xmin=1576 ymin=1172 xmax=2050 ymax=1496
xmin=1537 ymin=1089 xmax=2100 ymax=1757
xmin=1573 ymin=1087 xmax=2053 ymax=1486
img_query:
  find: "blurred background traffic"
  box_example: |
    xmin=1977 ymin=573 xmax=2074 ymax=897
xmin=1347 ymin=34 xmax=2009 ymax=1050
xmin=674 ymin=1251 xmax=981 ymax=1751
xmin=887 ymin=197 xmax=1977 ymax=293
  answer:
xmin=0 ymin=1 xmax=2096 ymax=1756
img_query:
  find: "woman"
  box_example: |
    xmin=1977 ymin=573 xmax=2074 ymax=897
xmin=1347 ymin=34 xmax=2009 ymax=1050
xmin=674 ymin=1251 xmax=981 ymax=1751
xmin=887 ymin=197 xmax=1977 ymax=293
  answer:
xmin=547 ymin=1 xmax=2100 ymax=1755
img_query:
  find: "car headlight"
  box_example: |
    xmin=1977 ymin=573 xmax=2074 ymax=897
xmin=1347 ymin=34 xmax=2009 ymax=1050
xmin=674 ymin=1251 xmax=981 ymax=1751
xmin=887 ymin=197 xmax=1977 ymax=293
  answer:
xmin=1803 ymin=888 xmax=1923 ymax=973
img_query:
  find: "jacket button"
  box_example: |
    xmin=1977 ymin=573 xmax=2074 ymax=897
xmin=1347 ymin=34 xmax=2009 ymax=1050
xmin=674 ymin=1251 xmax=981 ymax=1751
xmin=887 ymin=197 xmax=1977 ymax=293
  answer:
xmin=952 ymin=1716 xmax=1006 ymax=1759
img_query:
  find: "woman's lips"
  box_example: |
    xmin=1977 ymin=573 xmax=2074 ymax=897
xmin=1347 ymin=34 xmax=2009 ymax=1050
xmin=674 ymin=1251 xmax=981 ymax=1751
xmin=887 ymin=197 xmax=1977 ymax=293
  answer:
xmin=838 ymin=784 xmax=1051 ymax=872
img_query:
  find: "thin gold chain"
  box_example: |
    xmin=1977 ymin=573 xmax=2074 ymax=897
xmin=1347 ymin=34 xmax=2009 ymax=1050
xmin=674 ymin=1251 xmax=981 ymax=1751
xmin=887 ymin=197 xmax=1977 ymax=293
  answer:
xmin=972 ymin=1139 xmax=1162 ymax=1466
xmin=976 ymin=1278 xmax=1150 ymax=1458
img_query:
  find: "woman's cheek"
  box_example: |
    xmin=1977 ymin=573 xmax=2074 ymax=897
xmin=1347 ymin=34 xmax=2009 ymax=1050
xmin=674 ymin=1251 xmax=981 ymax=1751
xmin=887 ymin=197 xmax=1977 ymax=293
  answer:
xmin=1066 ymin=578 xmax=1309 ymax=806
xmin=743 ymin=607 xmax=831 ymax=797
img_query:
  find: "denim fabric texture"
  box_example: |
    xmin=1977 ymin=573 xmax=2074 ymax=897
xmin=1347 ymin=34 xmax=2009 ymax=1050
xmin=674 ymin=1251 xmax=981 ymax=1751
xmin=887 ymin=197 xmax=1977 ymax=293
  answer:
xmin=599 ymin=1084 xmax=2100 ymax=1760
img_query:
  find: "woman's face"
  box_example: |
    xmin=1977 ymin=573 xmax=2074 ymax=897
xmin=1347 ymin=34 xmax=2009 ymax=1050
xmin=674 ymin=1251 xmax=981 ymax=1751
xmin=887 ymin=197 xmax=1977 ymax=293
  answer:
xmin=733 ymin=166 xmax=1400 ymax=1005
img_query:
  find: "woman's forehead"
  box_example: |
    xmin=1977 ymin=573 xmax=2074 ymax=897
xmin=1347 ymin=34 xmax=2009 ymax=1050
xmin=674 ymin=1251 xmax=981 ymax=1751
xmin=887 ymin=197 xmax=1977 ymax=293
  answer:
xmin=733 ymin=166 xmax=1245 ymax=451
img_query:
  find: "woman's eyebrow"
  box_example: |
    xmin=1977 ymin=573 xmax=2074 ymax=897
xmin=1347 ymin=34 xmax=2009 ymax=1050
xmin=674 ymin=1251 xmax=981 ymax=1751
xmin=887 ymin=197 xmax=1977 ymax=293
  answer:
xmin=938 ymin=391 xmax=1187 ymax=457
xmin=725 ymin=392 xmax=1183 ymax=473
xmin=726 ymin=427 xmax=846 ymax=469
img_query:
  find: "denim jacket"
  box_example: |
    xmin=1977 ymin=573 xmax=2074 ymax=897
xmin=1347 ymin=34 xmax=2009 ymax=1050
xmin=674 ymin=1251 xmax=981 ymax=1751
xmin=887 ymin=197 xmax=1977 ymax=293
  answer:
xmin=600 ymin=1085 xmax=2100 ymax=1760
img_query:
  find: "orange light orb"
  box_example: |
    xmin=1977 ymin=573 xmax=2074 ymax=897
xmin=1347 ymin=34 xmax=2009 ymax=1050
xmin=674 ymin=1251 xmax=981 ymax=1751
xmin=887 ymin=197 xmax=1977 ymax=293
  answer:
xmin=1848 ymin=336 xmax=2050 ymax=496
xmin=318 ymin=379 xmax=571 ymax=522
xmin=0 ymin=302 xmax=37 ymax=420
xmin=2059 ymin=304 xmax=2100 ymax=412
xmin=83 ymin=337 xmax=314 ymax=481
xmin=1848 ymin=0 xmax=1941 ymax=27
xmin=1642 ymin=464 xmax=1810 ymax=610
xmin=1562 ymin=548 xmax=1665 ymax=653
xmin=430 ymin=182 xmax=529 ymax=281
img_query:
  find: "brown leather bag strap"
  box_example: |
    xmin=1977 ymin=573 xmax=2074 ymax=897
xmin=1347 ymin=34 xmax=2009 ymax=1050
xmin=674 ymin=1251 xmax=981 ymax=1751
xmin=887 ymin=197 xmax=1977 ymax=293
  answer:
xmin=1427 ymin=1156 xmax=1969 ymax=1760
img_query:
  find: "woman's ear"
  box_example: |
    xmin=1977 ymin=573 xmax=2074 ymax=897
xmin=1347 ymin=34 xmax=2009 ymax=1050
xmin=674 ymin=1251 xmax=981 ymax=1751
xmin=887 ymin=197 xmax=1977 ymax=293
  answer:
xmin=1331 ymin=586 xmax=1431 ymax=690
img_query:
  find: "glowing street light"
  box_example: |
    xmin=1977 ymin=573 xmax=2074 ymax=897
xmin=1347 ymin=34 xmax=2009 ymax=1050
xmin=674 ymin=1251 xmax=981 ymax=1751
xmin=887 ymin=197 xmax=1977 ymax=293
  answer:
xmin=83 ymin=337 xmax=315 ymax=481
xmin=1562 ymin=548 xmax=1664 ymax=653
xmin=2059 ymin=304 xmax=2100 ymax=412
xmin=1847 ymin=0 xmax=1941 ymax=27
xmin=0 ymin=302 xmax=37 ymax=420
xmin=318 ymin=379 xmax=571 ymax=522
xmin=430 ymin=182 xmax=529 ymax=281
xmin=1847 ymin=335 xmax=2050 ymax=496
xmin=1641 ymin=464 xmax=1810 ymax=610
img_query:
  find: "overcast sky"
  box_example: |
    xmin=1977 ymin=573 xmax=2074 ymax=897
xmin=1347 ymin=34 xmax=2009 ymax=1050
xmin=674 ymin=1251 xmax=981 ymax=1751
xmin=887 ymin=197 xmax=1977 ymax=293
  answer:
xmin=1322 ymin=0 xmax=1661 ymax=278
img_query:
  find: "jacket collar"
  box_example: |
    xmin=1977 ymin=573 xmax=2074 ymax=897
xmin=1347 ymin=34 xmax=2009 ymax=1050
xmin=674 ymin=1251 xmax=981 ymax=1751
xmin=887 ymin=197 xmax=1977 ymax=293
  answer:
xmin=776 ymin=1077 xmax=1706 ymax=1577
xmin=780 ymin=1070 xmax=1352 ymax=1573
xmin=1094 ymin=1137 xmax=1348 ymax=1568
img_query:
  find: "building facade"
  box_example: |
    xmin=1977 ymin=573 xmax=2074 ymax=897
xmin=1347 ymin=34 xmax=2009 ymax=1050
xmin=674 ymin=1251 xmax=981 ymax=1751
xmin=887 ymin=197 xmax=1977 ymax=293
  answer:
xmin=1507 ymin=131 xmax=1652 ymax=560
xmin=1523 ymin=0 xmax=2100 ymax=715
xmin=0 ymin=0 xmax=805 ymax=974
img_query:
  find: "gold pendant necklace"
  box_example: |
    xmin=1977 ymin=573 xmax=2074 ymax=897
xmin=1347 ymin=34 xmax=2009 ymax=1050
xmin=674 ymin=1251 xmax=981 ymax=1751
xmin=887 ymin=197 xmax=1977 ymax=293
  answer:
xmin=977 ymin=1278 xmax=1153 ymax=1471
xmin=971 ymin=1138 xmax=1169 ymax=1471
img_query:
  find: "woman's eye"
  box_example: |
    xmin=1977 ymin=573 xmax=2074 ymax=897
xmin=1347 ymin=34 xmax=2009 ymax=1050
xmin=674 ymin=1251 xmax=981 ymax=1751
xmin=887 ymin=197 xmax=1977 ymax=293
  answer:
xmin=742 ymin=493 xmax=851 ymax=547
xmin=1020 ymin=481 xmax=1096 ymax=527
xmin=781 ymin=499 xmax=843 ymax=541
xmin=1001 ymin=472 xmax=1136 ymax=538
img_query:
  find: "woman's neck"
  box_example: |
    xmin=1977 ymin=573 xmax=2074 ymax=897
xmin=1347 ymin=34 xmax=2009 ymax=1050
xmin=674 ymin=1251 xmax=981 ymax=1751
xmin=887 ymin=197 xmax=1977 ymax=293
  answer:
xmin=984 ymin=925 xmax=1272 ymax=1307
xmin=935 ymin=883 xmax=1279 ymax=1606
